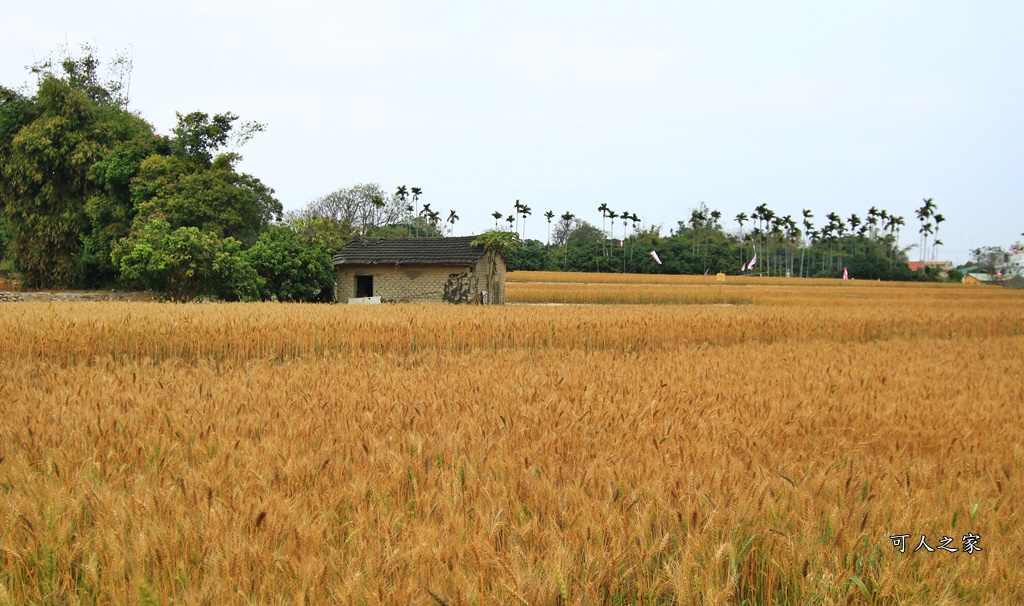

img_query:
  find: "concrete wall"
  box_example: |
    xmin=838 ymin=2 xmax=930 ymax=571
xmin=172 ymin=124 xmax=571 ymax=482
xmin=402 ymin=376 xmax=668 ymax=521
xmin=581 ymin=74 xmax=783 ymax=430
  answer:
xmin=334 ymin=253 xmax=507 ymax=304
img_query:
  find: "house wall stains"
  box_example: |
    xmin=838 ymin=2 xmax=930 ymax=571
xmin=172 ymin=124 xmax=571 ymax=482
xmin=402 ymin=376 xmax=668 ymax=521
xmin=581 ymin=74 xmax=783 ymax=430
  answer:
xmin=335 ymin=264 xmax=475 ymax=303
xmin=472 ymin=253 xmax=506 ymax=305
xmin=334 ymin=254 xmax=507 ymax=304
xmin=442 ymin=272 xmax=475 ymax=304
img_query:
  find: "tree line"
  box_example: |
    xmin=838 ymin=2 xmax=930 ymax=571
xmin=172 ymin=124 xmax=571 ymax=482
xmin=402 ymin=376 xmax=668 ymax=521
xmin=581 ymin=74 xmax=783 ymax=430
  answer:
xmin=0 ymin=48 xmax=483 ymax=301
xmin=0 ymin=47 xmax=974 ymax=301
xmin=0 ymin=48 xmax=398 ymax=301
xmin=501 ymin=199 xmax=958 ymax=282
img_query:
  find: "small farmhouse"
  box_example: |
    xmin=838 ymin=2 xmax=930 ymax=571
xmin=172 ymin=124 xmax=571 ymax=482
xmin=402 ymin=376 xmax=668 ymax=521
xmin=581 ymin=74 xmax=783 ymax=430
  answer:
xmin=332 ymin=236 xmax=507 ymax=304
xmin=962 ymin=272 xmax=998 ymax=286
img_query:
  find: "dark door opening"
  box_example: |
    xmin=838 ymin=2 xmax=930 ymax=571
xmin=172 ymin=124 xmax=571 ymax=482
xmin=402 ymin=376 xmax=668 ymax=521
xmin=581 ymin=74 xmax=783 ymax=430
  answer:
xmin=355 ymin=275 xmax=374 ymax=298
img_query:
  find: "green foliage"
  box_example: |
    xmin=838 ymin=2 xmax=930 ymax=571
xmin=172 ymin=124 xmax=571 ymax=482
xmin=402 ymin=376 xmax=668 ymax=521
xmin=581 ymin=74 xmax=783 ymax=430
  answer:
xmin=563 ymin=240 xmax=615 ymax=273
xmin=471 ymin=230 xmax=520 ymax=302
xmin=130 ymin=154 xmax=281 ymax=245
xmin=1 ymin=46 xmax=303 ymax=298
xmin=505 ymin=239 xmax=547 ymax=271
xmin=0 ymin=86 xmax=36 ymax=149
xmin=655 ymin=230 xmax=732 ymax=275
xmin=366 ymin=218 xmax=444 ymax=238
xmin=170 ymin=111 xmax=264 ymax=168
xmin=0 ymin=66 xmax=155 ymax=287
xmin=499 ymin=213 xmax=934 ymax=282
xmin=0 ymin=211 xmax=9 ymax=269
xmin=242 ymin=225 xmax=334 ymax=302
xmin=113 ymin=219 xmax=261 ymax=302
xmin=29 ymin=43 xmax=134 ymax=108
xmin=82 ymin=136 xmax=170 ymax=287
xmin=470 ymin=230 xmax=521 ymax=254
xmin=567 ymin=222 xmax=604 ymax=246
xmin=286 ymin=215 xmax=352 ymax=253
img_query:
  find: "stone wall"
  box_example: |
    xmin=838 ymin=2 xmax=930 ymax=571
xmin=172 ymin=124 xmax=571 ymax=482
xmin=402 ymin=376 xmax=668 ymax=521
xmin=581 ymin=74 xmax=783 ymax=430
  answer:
xmin=0 ymin=291 xmax=154 ymax=302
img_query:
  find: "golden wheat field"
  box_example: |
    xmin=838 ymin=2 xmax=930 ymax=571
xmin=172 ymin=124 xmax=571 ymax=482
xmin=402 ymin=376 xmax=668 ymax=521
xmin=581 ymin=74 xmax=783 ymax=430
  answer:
xmin=1 ymin=275 xmax=1023 ymax=604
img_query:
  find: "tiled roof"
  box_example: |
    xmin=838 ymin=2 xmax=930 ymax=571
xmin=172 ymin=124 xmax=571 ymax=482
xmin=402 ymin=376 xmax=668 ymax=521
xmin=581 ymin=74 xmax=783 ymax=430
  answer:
xmin=333 ymin=236 xmax=487 ymax=266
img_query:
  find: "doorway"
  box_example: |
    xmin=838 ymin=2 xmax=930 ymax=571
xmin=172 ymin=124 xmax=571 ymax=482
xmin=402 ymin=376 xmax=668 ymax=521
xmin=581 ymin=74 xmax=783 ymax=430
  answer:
xmin=355 ymin=275 xmax=373 ymax=298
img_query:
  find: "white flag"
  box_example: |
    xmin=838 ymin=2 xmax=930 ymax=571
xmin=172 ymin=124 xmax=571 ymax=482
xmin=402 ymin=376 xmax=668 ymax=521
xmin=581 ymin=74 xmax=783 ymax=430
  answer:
xmin=748 ymin=254 xmax=757 ymax=269
xmin=649 ymin=250 xmax=662 ymax=265
xmin=741 ymin=262 xmax=747 ymax=271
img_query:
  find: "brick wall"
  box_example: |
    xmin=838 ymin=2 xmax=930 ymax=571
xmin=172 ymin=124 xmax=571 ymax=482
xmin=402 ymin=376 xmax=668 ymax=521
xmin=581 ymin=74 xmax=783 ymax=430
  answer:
xmin=334 ymin=253 xmax=508 ymax=304
xmin=335 ymin=264 xmax=476 ymax=303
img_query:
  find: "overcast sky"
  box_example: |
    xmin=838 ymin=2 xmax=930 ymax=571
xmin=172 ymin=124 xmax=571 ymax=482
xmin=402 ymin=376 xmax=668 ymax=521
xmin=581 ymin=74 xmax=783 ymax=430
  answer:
xmin=3 ymin=1 xmax=1022 ymax=263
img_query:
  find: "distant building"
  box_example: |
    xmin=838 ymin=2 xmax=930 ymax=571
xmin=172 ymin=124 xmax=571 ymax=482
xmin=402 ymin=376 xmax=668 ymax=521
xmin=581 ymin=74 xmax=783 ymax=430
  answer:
xmin=964 ymin=245 xmax=1024 ymax=284
xmin=332 ymin=236 xmax=507 ymax=304
xmin=908 ymin=260 xmax=954 ymax=278
xmin=962 ymin=273 xmax=999 ymax=286
xmin=908 ymin=260 xmax=953 ymax=271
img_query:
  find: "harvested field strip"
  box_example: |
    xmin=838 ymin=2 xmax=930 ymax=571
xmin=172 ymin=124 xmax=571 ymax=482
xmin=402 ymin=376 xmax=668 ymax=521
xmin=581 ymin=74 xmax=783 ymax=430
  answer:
xmin=508 ymin=270 xmax=970 ymax=287
xmin=507 ymin=274 xmax=1022 ymax=307
xmin=508 ymin=282 xmax=755 ymax=305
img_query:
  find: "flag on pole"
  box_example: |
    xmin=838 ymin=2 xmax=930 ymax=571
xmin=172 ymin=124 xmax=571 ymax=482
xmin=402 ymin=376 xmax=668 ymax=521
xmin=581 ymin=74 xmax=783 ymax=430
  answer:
xmin=741 ymin=262 xmax=747 ymax=272
xmin=997 ymin=270 xmax=1003 ymax=278
xmin=1010 ymin=246 xmax=1019 ymax=255
xmin=649 ymin=250 xmax=662 ymax=265
xmin=843 ymin=267 xmax=849 ymax=280
xmin=748 ymin=254 xmax=757 ymax=269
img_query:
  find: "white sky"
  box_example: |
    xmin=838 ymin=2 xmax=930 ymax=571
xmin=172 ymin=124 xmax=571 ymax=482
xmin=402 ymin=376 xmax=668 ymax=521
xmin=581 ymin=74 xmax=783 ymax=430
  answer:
xmin=3 ymin=0 xmax=1022 ymax=263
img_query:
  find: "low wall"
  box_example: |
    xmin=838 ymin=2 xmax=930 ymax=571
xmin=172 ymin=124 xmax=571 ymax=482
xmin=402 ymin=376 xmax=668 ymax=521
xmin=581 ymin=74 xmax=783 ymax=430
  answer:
xmin=0 ymin=291 xmax=154 ymax=302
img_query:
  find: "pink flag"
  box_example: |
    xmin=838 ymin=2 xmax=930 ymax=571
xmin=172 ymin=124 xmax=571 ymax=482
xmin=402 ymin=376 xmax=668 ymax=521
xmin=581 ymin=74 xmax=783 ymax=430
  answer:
xmin=741 ymin=262 xmax=747 ymax=272
xmin=1011 ymin=246 xmax=1019 ymax=255
xmin=649 ymin=250 xmax=662 ymax=265
xmin=748 ymin=254 xmax=757 ymax=269
xmin=997 ymin=271 xmax=1003 ymax=278
xmin=843 ymin=267 xmax=849 ymax=280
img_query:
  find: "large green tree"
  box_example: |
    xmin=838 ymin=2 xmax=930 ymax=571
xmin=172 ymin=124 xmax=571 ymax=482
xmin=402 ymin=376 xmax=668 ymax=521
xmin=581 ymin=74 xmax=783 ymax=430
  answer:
xmin=242 ymin=225 xmax=334 ymax=302
xmin=113 ymin=219 xmax=261 ymax=302
xmin=127 ymin=112 xmax=281 ymax=245
xmin=0 ymin=51 xmax=155 ymax=287
xmin=109 ymin=111 xmax=282 ymax=299
xmin=129 ymin=153 xmax=280 ymax=245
